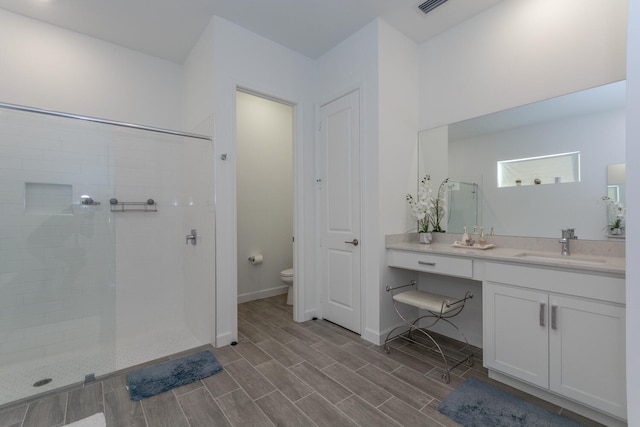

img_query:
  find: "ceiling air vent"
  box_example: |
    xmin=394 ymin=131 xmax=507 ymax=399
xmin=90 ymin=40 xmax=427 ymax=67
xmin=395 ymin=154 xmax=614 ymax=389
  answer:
xmin=418 ymin=0 xmax=448 ymax=15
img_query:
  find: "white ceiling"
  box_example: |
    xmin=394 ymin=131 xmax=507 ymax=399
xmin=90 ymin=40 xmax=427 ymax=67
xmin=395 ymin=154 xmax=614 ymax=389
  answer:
xmin=0 ymin=0 xmax=503 ymax=63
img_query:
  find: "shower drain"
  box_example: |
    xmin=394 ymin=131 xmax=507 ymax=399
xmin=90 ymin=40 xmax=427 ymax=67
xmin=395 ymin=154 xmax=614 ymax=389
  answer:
xmin=32 ymin=378 xmax=53 ymax=387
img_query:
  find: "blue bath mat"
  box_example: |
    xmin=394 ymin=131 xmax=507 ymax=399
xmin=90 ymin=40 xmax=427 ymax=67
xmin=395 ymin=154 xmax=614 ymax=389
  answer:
xmin=127 ymin=350 xmax=222 ymax=400
xmin=438 ymin=378 xmax=584 ymax=427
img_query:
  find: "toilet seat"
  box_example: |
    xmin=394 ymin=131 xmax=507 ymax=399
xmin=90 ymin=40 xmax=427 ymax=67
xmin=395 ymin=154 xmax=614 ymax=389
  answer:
xmin=281 ymin=268 xmax=294 ymax=278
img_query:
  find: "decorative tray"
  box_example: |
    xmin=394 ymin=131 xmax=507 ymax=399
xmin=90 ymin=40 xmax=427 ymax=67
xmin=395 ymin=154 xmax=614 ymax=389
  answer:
xmin=451 ymin=241 xmax=496 ymax=250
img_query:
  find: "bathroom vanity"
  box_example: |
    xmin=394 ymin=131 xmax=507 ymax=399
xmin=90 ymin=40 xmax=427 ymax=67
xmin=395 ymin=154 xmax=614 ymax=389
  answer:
xmin=386 ymin=234 xmax=626 ymax=425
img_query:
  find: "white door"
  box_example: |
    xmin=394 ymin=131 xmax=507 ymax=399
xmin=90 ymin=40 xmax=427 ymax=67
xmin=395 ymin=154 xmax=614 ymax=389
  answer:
xmin=483 ymin=282 xmax=549 ymax=388
xmin=318 ymin=90 xmax=361 ymax=333
xmin=549 ymin=295 xmax=627 ymax=418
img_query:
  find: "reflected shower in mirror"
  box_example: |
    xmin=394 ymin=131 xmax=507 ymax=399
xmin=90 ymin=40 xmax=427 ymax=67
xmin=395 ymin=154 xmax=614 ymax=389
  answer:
xmin=606 ymin=163 xmax=626 ymax=239
xmin=446 ymin=180 xmax=478 ymax=233
xmin=419 ymin=80 xmax=626 ymax=241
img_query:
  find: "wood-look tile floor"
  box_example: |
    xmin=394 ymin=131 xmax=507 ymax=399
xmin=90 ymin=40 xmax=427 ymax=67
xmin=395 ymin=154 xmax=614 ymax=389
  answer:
xmin=0 ymin=294 xmax=603 ymax=427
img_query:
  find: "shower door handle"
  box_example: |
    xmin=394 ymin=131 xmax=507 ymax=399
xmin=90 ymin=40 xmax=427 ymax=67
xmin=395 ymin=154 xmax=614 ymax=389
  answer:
xmin=186 ymin=229 xmax=197 ymax=245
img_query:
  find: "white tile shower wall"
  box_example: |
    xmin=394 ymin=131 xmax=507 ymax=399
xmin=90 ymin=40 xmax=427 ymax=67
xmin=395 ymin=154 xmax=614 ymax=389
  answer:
xmin=0 ymin=109 xmax=116 ymax=366
xmin=113 ymin=130 xmax=188 ymax=343
xmin=180 ymin=128 xmax=215 ymax=344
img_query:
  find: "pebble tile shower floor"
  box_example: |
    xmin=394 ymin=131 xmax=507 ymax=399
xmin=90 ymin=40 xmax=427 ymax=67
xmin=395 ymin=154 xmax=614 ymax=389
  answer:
xmin=0 ymin=295 xmax=603 ymax=427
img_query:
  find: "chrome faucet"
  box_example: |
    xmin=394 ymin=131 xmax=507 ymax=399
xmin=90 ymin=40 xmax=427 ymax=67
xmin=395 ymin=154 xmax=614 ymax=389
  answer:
xmin=559 ymin=228 xmax=577 ymax=256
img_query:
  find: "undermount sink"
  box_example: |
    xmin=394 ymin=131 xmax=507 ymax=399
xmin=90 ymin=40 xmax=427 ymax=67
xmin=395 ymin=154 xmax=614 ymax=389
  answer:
xmin=513 ymin=252 xmax=607 ymax=265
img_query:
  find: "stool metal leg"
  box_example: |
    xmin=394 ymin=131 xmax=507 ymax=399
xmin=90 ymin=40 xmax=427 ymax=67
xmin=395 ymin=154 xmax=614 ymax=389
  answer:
xmin=384 ymin=284 xmax=474 ymax=383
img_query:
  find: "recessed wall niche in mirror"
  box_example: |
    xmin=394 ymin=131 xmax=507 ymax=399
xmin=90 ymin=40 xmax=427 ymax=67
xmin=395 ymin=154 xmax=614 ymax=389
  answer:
xmin=419 ymin=80 xmax=626 ymax=241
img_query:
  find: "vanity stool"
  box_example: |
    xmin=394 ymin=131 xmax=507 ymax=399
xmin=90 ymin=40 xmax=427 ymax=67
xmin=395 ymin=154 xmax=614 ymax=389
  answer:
xmin=383 ymin=280 xmax=474 ymax=383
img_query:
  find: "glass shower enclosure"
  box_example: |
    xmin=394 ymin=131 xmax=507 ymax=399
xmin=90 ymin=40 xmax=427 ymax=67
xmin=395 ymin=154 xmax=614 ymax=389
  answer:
xmin=0 ymin=104 xmax=215 ymax=406
xmin=447 ymin=180 xmax=479 ymax=233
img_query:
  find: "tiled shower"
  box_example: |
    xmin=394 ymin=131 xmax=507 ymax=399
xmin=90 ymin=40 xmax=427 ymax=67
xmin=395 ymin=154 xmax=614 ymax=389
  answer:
xmin=0 ymin=105 xmax=215 ymax=406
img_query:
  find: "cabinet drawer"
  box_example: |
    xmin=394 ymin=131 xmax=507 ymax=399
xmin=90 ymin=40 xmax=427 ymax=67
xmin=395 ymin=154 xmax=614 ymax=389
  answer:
xmin=485 ymin=262 xmax=625 ymax=304
xmin=387 ymin=250 xmax=473 ymax=278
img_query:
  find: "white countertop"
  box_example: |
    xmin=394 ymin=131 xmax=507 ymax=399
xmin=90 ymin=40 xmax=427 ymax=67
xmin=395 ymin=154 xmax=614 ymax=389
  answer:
xmin=386 ymin=239 xmax=626 ymax=277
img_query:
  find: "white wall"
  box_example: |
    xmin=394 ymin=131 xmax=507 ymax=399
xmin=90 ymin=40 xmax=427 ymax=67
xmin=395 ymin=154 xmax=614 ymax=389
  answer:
xmin=203 ymin=16 xmax=314 ymax=345
xmin=377 ymin=21 xmax=422 ymax=341
xmin=625 ymin=0 xmax=639 ymax=424
xmin=0 ymin=9 xmax=185 ymax=131
xmin=183 ymin=20 xmax=216 ymax=133
xmin=236 ymin=91 xmax=293 ymax=302
xmin=419 ymin=0 xmax=627 ymax=130
xmin=314 ymin=20 xmax=381 ymax=342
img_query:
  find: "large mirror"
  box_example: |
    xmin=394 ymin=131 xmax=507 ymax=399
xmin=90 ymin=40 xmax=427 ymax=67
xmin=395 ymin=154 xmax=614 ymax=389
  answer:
xmin=419 ymin=80 xmax=626 ymax=241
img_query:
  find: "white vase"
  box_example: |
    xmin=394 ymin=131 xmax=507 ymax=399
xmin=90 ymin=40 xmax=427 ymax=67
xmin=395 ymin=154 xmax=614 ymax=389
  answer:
xmin=419 ymin=232 xmax=432 ymax=244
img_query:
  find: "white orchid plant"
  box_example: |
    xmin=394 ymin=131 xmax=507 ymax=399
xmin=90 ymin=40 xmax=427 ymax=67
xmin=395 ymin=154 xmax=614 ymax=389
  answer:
xmin=602 ymin=196 xmax=625 ymax=230
xmin=406 ymin=175 xmax=449 ymax=233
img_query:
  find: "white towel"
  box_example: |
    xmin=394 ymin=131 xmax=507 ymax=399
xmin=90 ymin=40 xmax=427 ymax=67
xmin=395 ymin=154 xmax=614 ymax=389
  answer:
xmin=64 ymin=412 xmax=106 ymax=427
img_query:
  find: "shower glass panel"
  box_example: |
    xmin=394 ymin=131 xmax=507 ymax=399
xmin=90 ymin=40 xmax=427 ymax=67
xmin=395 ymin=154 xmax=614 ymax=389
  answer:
xmin=447 ymin=180 xmax=479 ymax=233
xmin=0 ymin=105 xmax=215 ymax=407
xmin=0 ymin=108 xmax=116 ymax=405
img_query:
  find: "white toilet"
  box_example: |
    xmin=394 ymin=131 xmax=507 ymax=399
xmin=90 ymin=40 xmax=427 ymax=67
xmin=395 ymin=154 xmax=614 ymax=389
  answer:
xmin=280 ymin=268 xmax=294 ymax=305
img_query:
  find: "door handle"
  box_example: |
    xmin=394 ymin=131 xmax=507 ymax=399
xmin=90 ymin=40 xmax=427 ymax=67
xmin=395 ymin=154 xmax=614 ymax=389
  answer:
xmin=186 ymin=229 xmax=197 ymax=246
xmin=345 ymin=239 xmax=359 ymax=246
xmin=539 ymin=303 xmax=546 ymax=327
xmin=551 ymin=305 xmax=558 ymax=330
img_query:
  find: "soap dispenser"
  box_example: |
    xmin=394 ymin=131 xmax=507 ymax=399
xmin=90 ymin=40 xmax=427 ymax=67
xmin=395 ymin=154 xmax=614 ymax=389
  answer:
xmin=461 ymin=227 xmax=469 ymax=246
xmin=479 ymin=227 xmax=487 ymax=246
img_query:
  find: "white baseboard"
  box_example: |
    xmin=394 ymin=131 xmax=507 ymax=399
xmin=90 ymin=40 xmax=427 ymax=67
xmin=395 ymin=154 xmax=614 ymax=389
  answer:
xmin=302 ymin=307 xmax=319 ymax=322
xmin=362 ymin=328 xmax=384 ymax=346
xmin=215 ymin=331 xmax=234 ymax=347
xmin=237 ymin=286 xmax=289 ymax=304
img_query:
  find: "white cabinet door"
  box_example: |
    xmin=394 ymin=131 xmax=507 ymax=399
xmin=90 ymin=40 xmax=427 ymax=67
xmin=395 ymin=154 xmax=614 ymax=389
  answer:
xmin=484 ymin=282 xmax=549 ymax=388
xmin=549 ymin=295 xmax=627 ymax=418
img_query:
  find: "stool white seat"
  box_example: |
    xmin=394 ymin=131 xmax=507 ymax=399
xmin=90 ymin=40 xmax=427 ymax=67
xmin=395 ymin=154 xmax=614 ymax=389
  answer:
xmin=392 ymin=290 xmax=459 ymax=313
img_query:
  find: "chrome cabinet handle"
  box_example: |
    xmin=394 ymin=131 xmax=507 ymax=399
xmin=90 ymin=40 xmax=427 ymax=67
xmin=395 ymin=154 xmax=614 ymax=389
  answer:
xmin=418 ymin=261 xmax=436 ymax=266
xmin=345 ymin=239 xmax=359 ymax=246
xmin=540 ymin=303 xmax=546 ymax=326
xmin=551 ymin=305 xmax=558 ymax=330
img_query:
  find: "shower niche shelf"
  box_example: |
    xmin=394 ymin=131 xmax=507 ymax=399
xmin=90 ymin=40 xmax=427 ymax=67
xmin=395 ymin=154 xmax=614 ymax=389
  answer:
xmin=109 ymin=198 xmax=157 ymax=212
xmin=24 ymin=183 xmax=73 ymax=215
